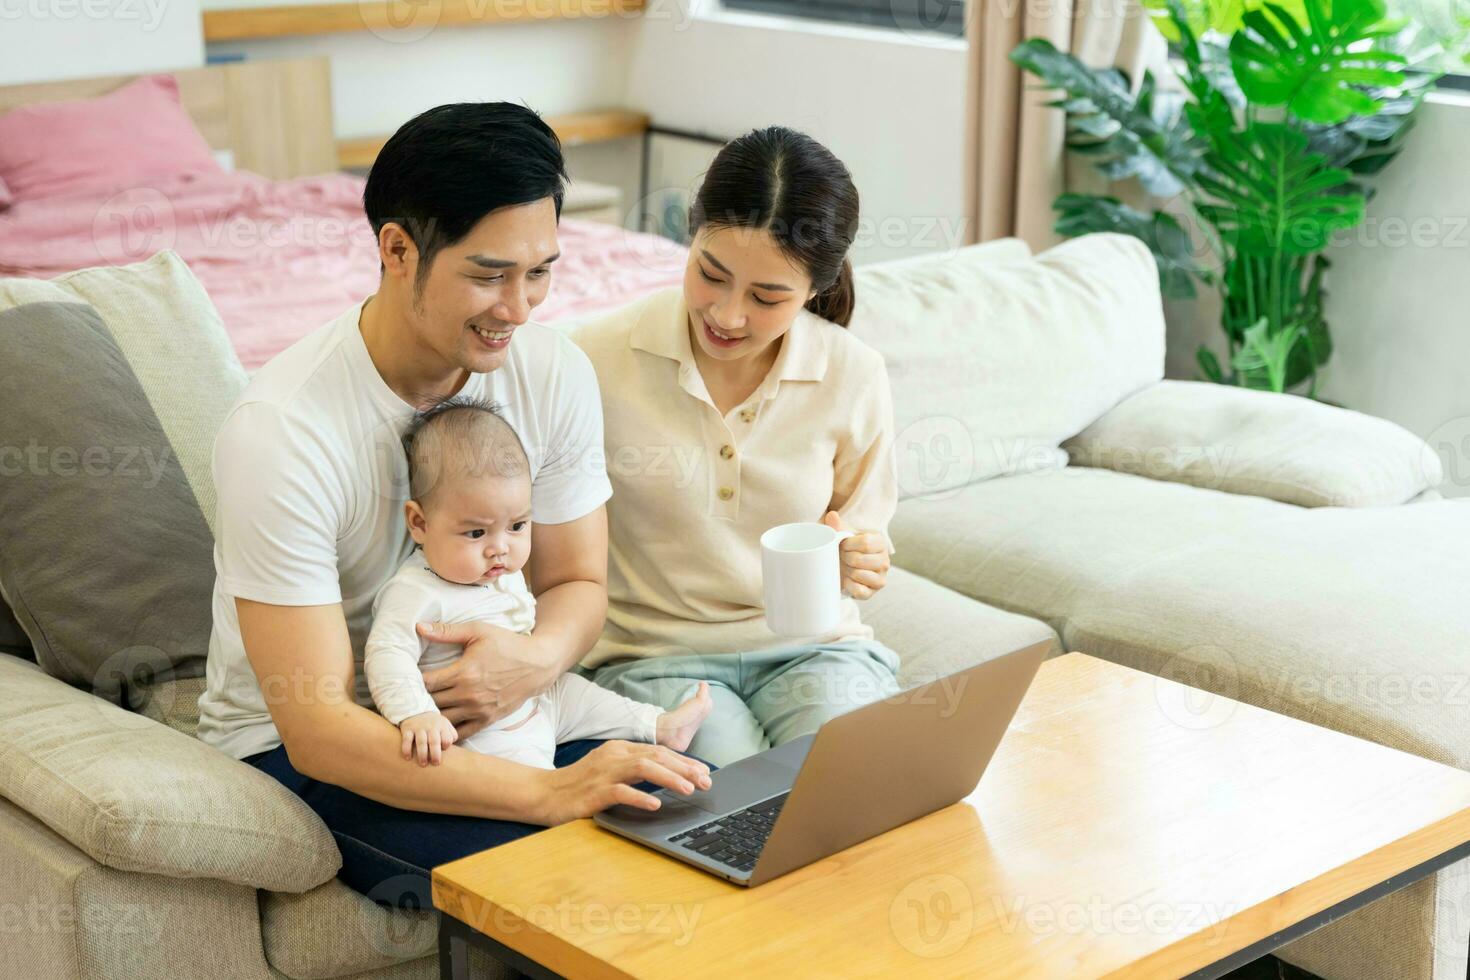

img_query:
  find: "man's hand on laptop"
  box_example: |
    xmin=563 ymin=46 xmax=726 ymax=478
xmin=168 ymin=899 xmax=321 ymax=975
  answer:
xmin=541 ymin=741 xmax=713 ymax=825
xmin=417 ymin=620 xmax=554 ymax=738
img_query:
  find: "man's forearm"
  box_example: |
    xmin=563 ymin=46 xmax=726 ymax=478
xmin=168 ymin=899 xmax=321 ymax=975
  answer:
xmin=530 ymin=579 xmax=608 ymax=674
xmin=286 ymin=702 xmax=552 ymax=822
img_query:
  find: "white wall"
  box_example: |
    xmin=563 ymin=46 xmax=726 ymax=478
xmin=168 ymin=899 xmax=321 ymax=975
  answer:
xmin=625 ymin=1 xmax=970 ymax=265
xmin=1166 ymin=93 xmax=1470 ymax=497
xmin=205 ymin=9 xmax=645 ymax=209
xmin=1319 ymin=94 xmax=1470 ymax=497
xmin=0 ymin=0 xmax=205 ymax=85
xmin=205 ymin=11 xmax=639 ymax=139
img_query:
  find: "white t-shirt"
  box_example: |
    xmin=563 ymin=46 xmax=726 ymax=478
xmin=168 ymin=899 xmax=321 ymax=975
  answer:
xmin=197 ymin=299 xmax=612 ymax=760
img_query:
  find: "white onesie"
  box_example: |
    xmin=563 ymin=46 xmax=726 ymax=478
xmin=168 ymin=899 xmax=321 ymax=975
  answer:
xmin=364 ymin=551 xmax=661 ymax=769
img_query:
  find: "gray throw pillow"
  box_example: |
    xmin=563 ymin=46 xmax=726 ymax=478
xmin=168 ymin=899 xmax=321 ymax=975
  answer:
xmin=0 ymin=253 xmax=247 ymax=703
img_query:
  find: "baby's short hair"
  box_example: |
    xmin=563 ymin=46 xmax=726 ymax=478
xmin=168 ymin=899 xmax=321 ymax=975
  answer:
xmin=402 ymin=396 xmax=529 ymax=506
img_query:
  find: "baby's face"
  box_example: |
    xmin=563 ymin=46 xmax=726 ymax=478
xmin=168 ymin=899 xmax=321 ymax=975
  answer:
xmin=406 ymin=473 xmax=533 ymax=585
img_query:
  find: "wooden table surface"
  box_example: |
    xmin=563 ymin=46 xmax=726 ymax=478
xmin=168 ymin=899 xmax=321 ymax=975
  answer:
xmin=433 ymin=653 xmax=1470 ymax=979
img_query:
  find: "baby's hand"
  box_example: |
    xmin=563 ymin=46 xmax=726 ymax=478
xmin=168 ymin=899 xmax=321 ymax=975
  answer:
xmin=400 ymin=710 xmax=459 ymax=766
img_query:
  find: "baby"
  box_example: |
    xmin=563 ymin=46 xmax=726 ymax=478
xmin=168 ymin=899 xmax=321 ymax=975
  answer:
xmin=365 ymin=396 xmax=710 ymax=768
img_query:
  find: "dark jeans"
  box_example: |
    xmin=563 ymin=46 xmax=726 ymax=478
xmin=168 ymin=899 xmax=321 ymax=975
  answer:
xmin=245 ymin=738 xmax=609 ymax=909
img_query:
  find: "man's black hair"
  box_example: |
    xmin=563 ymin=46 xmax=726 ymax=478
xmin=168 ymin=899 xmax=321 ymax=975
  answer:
xmin=363 ymin=102 xmax=566 ymax=290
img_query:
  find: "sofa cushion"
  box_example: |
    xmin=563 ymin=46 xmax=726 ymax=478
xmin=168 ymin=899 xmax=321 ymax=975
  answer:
xmin=866 ymin=567 xmax=1058 ymax=686
xmin=0 ymin=252 xmax=247 ymax=702
xmin=848 ymin=233 xmax=1163 ymax=499
xmin=261 ymin=879 xmax=438 ymax=980
xmin=131 ymin=674 xmax=206 ymax=737
xmin=892 ymin=466 xmax=1470 ymax=768
xmin=891 ymin=467 xmax=1292 ymax=628
xmin=1063 ymin=379 xmax=1442 ymax=507
xmin=0 ymin=652 xmax=339 ymax=893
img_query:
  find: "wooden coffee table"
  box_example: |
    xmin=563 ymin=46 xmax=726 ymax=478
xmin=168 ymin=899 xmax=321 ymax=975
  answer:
xmin=433 ymin=653 xmax=1470 ymax=979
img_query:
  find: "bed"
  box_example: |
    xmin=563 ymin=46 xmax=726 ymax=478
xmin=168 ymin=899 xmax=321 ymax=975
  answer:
xmin=0 ymin=57 xmax=687 ymax=370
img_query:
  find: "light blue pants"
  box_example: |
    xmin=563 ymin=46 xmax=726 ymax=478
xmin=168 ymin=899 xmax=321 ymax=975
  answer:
xmin=581 ymin=640 xmax=901 ymax=767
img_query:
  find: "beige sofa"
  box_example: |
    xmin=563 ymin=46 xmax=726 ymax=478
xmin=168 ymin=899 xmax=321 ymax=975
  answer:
xmin=0 ymin=233 xmax=1463 ymax=980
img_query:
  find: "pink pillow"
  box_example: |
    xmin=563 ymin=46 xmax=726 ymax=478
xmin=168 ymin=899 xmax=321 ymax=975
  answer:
xmin=0 ymin=75 xmax=221 ymax=202
xmin=0 ymin=176 xmax=11 ymax=210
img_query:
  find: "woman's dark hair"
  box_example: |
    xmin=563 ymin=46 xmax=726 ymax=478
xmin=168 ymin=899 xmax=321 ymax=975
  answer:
xmin=688 ymin=127 xmax=860 ymax=326
xmin=364 ymin=103 xmax=567 ymax=291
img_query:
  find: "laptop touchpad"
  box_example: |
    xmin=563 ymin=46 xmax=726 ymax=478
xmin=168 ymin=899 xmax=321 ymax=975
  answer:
xmin=674 ymin=756 xmax=795 ymax=812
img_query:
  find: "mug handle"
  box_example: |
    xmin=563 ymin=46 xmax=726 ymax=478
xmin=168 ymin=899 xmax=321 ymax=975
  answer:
xmin=834 ymin=529 xmax=855 ymax=596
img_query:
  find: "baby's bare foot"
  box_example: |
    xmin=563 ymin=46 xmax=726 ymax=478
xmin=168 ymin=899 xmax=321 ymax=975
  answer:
xmin=656 ymin=681 xmax=712 ymax=752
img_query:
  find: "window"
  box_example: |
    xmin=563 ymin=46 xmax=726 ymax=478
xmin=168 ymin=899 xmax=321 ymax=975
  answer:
xmin=718 ymin=0 xmax=965 ymax=39
xmin=1385 ymin=0 xmax=1470 ymax=87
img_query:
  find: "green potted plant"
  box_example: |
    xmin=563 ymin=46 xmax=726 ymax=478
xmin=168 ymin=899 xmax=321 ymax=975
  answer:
xmin=1011 ymin=0 xmax=1466 ymax=394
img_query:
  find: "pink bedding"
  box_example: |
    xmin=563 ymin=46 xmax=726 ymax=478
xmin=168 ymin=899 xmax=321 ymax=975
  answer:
xmin=0 ymin=170 xmax=687 ymax=370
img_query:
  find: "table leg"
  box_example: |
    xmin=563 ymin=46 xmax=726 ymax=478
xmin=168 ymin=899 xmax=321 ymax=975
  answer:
xmin=437 ymin=912 xmax=568 ymax=980
xmin=438 ymin=915 xmax=469 ymax=980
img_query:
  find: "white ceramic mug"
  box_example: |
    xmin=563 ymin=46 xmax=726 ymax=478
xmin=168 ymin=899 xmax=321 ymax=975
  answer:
xmin=760 ymin=521 xmax=854 ymax=637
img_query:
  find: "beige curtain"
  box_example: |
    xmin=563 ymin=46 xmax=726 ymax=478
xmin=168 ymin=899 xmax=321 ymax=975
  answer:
xmin=962 ymin=0 xmax=1167 ymax=249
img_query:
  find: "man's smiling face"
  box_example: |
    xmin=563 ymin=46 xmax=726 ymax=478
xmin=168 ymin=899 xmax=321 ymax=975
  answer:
xmin=405 ymin=196 xmax=561 ymax=375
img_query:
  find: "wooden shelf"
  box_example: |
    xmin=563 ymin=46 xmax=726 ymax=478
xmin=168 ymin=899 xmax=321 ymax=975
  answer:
xmin=336 ymin=109 xmax=650 ymax=170
xmin=203 ymin=0 xmax=645 ymax=42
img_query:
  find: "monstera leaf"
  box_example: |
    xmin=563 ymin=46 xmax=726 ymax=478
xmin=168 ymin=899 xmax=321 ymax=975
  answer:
xmin=1010 ymin=38 xmax=1204 ymax=197
xmin=1144 ymin=0 xmax=1308 ymax=40
xmin=1053 ymin=193 xmax=1209 ymax=298
xmin=1195 ymin=122 xmax=1364 ymax=254
xmin=1229 ymin=0 xmax=1408 ymax=124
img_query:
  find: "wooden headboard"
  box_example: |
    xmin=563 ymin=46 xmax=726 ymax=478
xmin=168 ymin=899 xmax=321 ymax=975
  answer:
xmin=0 ymin=58 xmax=337 ymax=180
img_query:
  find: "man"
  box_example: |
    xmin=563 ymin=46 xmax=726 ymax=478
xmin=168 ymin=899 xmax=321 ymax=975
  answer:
xmin=197 ymin=103 xmax=709 ymax=904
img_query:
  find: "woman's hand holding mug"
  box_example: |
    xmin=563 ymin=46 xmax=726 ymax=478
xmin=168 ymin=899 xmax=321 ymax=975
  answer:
xmin=820 ymin=511 xmax=889 ymax=601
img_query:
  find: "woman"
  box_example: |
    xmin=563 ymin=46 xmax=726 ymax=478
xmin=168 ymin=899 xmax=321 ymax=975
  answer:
xmin=574 ymin=127 xmax=899 ymax=766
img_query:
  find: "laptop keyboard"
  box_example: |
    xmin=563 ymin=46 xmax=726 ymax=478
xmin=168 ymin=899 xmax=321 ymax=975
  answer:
xmin=667 ymin=792 xmax=788 ymax=874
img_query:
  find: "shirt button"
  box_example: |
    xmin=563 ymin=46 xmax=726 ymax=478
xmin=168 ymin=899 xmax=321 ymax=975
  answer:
xmin=718 ymin=486 xmax=734 ymax=501
xmin=739 ymin=409 xmax=755 ymax=423
xmin=719 ymin=444 xmax=735 ymax=460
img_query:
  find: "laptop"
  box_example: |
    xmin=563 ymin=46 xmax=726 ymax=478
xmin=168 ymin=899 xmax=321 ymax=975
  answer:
xmin=593 ymin=639 xmax=1048 ymax=886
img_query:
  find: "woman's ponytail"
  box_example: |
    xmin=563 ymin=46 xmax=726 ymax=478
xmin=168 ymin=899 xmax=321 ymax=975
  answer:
xmin=805 ymin=258 xmax=855 ymax=327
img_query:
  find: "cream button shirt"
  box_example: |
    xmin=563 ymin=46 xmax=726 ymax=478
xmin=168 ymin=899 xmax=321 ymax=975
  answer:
xmin=573 ymin=288 xmax=897 ymax=669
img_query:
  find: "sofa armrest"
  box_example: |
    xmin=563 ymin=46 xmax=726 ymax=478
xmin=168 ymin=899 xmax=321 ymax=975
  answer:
xmin=1062 ymin=380 xmax=1441 ymax=507
xmin=0 ymin=653 xmax=339 ymax=893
